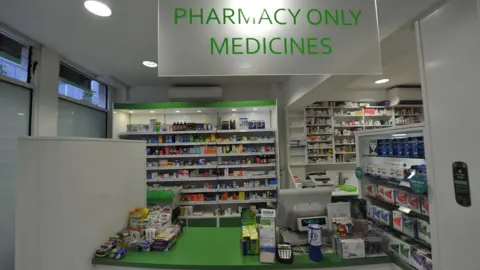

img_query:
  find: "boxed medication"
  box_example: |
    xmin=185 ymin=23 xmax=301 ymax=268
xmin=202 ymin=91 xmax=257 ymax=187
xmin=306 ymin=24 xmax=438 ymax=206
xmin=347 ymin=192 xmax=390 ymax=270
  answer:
xmin=407 ymin=194 xmax=421 ymax=213
xmin=395 ymin=189 xmax=409 ymax=208
xmin=402 ymin=215 xmax=416 ymax=238
xmin=380 ymin=187 xmax=395 ymax=204
xmin=335 ymin=237 xmax=366 ymax=259
xmin=417 ymin=219 xmax=430 ymax=243
xmin=259 ymin=209 xmax=276 ymax=263
xmin=392 ymin=211 xmax=403 ymax=232
xmin=365 ymin=184 xmax=378 ymax=198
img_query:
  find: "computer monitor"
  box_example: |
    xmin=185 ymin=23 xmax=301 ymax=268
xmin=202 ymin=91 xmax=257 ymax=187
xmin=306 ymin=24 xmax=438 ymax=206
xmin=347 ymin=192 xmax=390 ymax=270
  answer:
xmin=276 ymin=187 xmax=333 ymax=231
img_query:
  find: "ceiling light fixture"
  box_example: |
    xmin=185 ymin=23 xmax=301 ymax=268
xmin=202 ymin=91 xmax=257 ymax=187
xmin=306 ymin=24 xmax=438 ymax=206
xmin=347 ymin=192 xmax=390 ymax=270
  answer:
xmin=197 ymin=110 xmax=202 ymax=113
xmin=142 ymin=61 xmax=158 ymax=68
xmin=84 ymin=1 xmax=112 ymax=17
xmin=175 ymin=110 xmax=180 ymax=113
xmin=113 ymin=111 xmax=117 ymax=114
xmin=392 ymin=133 xmax=407 ymax=137
xmin=129 ymin=111 xmax=134 ymax=114
xmin=232 ymin=109 xmax=237 ymax=112
xmin=375 ymin=78 xmax=390 ymax=84
xmin=150 ymin=111 xmax=155 ymax=113
xmin=253 ymin=108 xmax=258 ymax=111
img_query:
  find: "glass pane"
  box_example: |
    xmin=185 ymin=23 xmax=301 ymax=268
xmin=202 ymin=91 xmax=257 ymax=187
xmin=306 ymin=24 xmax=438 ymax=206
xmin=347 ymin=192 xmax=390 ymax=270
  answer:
xmin=0 ymin=80 xmax=31 ymax=269
xmin=58 ymin=99 xmax=107 ymax=138
xmin=58 ymin=64 xmax=107 ymax=109
xmin=0 ymin=33 xmax=29 ymax=82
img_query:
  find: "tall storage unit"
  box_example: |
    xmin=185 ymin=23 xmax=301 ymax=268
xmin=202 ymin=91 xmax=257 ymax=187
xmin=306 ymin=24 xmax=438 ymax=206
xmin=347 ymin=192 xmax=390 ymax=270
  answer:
xmin=115 ymin=100 xmax=279 ymax=227
xmin=356 ymin=124 xmax=432 ymax=270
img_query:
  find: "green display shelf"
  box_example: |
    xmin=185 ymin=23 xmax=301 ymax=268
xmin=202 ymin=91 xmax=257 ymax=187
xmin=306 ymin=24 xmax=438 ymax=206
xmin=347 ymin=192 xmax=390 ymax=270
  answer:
xmin=92 ymin=228 xmax=392 ymax=269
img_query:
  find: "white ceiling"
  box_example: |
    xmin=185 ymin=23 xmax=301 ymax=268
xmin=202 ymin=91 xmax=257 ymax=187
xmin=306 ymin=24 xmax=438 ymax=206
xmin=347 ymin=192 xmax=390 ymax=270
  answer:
xmin=0 ymin=0 xmax=286 ymax=87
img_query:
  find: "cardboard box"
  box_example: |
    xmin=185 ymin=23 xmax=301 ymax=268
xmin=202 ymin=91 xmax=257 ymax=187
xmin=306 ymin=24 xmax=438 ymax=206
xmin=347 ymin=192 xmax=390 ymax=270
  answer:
xmin=259 ymin=209 xmax=276 ymax=263
xmin=381 ymin=187 xmax=395 ymax=204
xmin=395 ymin=189 xmax=408 ymax=208
xmin=417 ymin=219 xmax=430 ymax=243
xmin=407 ymin=194 xmax=421 ymax=212
xmin=335 ymin=237 xmax=366 ymax=259
xmin=392 ymin=211 xmax=403 ymax=232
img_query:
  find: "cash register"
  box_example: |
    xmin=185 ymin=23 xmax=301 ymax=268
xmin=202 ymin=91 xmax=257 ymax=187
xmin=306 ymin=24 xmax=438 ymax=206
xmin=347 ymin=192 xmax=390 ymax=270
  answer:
xmin=276 ymin=188 xmax=332 ymax=245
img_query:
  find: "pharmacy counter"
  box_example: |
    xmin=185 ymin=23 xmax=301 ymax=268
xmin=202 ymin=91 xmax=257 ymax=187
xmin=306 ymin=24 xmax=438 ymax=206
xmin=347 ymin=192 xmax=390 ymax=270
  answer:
xmin=92 ymin=228 xmax=396 ymax=270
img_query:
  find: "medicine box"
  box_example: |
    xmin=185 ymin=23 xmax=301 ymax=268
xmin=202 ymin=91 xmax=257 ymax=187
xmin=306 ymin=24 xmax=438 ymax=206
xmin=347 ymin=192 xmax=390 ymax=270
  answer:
xmin=377 ymin=166 xmax=390 ymax=179
xmin=380 ymin=209 xmax=391 ymax=226
xmin=335 ymin=237 xmax=366 ymax=259
xmin=373 ymin=206 xmax=383 ymax=222
xmin=381 ymin=187 xmax=395 ymax=204
xmin=410 ymin=247 xmax=432 ymax=270
xmin=392 ymin=211 xmax=403 ymax=232
xmin=366 ymin=203 xmax=374 ymax=219
xmin=402 ymin=215 xmax=416 ymax=237
xmin=259 ymin=209 xmax=276 ymax=263
xmin=416 ymin=219 xmax=430 ymax=243
xmin=420 ymin=197 xmax=430 ymax=216
xmin=399 ymin=241 xmax=412 ymax=263
xmin=407 ymin=194 xmax=421 ymax=213
xmin=388 ymin=236 xmax=402 ymax=256
xmin=395 ymin=190 xmax=408 ymax=208
xmin=365 ymin=184 xmax=378 ymax=198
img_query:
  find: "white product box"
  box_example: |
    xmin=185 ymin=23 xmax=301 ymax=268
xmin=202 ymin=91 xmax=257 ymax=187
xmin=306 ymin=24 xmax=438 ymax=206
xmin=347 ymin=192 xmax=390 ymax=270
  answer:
xmin=388 ymin=236 xmax=402 ymax=255
xmin=335 ymin=238 xmax=366 ymax=259
xmin=399 ymin=241 xmax=412 ymax=264
xmin=417 ymin=219 xmax=431 ymax=243
xmin=259 ymin=209 xmax=276 ymax=263
xmin=366 ymin=202 xmax=374 ymax=219
xmin=392 ymin=211 xmax=403 ymax=232
xmin=378 ymin=165 xmax=390 ymax=179
xmin=407 ymin=194 xmax=421 ymax=212
xmin=365 ymin=184 xmax=378 ymax=198
xmin=380 ymin=187 xmax=395 ymax=204
xmin=395 ymin=189 xmax=408 ymax=208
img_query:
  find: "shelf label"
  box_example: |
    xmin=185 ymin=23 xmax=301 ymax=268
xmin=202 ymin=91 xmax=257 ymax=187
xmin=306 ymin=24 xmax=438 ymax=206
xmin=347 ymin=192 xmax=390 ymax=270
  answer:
xmin=410 ymin=173 xmax=427 ymax=194
xmin=355 ymin=167 xmax=363 ymax=181
xmin=158 ymin=0 xmax=381 ymax=76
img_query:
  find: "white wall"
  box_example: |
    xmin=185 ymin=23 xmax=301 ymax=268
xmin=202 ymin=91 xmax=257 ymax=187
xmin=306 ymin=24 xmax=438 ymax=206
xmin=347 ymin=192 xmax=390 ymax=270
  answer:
xmin=16 ymin=137 xmax=146 ymax=270
xmin=417 ymin=0 xmax=480 ymax=269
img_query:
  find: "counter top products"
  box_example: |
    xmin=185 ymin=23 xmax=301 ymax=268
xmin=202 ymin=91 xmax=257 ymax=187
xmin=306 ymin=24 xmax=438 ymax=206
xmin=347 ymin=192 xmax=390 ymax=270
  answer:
xmin=92 ymin=228 xmax=393 ymax=269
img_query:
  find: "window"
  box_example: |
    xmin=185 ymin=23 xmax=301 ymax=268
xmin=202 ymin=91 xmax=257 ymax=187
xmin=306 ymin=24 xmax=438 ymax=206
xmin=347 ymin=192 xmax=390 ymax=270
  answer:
xmin=58 ymin=64 xmax=108 ymax=109
xmin=0 ymin=80 xmax=31 ymax=269
xmin=58 ymin=99 xmax=107 ymax=138
xmin=0 ymin=32 xmax=30 ymax=82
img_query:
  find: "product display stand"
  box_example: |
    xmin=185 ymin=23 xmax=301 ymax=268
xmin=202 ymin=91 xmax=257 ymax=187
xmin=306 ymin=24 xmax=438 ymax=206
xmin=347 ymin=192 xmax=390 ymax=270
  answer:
xmin=356 ymin=124 xmax=432 ymax=270
xmin=115 ymin=101 xmax=279 ymax=226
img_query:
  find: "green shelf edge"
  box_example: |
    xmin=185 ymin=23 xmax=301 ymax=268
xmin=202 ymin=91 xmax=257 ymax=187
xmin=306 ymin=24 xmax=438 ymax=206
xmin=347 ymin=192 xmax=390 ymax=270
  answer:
xmin=114 ymin=100 xmax=276 ymax=110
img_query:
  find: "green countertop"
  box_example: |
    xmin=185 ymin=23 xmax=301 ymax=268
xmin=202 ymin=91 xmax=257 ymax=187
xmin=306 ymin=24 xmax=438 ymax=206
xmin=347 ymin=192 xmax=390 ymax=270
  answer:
xmin=92 ymin=228 xmax=392 ymax=269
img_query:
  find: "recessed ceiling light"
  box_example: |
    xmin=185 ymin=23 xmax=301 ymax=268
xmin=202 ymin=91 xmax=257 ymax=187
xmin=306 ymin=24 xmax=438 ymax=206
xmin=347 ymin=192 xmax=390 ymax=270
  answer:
xmin=232 ymin=109 xmax=237 ymax=112
xmin=142 ymin=61 xmax=158 ymax=68
xmin=375 ymin=78 xmax=390 ymax=84
xmin=18 ymin=113 xmax=24 ymax=116
xmin=197 ymin=110 xmax=202 ymax=113
xmin=392 ymin=133 xmax=407 ymax=137
xmin=84 ymin=1 xmax=112 ymax=17
xmin=113 ymin=111 xmax=117 ymax=114
xmin=150 ymin=111 xmax=155 ymax=113
xmin=253 ymin=108 xmax=258 ymax=111
xmin=175 ymin=110 xmax=180 ymax=113
xmin=129 ymin=111 xmax=134 ymax=114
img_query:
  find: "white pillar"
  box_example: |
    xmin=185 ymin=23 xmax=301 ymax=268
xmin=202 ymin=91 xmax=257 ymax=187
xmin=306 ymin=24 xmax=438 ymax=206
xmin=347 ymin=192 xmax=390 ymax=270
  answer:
xmin=32 ymin=46 xmax=60 ymax=136
xmin=417 ymin=0 xmax=480 ymax=269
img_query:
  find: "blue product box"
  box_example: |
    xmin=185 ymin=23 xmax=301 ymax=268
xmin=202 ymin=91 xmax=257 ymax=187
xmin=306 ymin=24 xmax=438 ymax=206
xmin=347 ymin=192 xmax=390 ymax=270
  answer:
xmin=386 ymin=139 xmax=393 ymax=157
xmin=418 ymin=136 xmax=425 ymax=158
xmin=410 ymin=137 xmax=419 ymax=158
xmin=395 ymin=139 xmax=403 ymax=157
xmin=378 ymin=140 xmax=386 ymax=157
xmin=403 ymin=138 xmax=410 ymax=157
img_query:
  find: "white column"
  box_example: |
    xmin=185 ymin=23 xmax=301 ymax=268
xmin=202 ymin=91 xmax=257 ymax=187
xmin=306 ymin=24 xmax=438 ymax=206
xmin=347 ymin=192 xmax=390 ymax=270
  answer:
xmin=417 ymin=0 xmax=480 ymax=269
xmin=31 ymin=46 xmax=60 ymax=136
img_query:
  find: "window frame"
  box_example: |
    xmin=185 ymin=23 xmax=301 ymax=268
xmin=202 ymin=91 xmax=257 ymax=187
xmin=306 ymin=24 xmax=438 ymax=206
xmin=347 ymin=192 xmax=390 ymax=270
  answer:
xmin=58 ymin=62 xmax=109 ymax=111
xmin=0 ymin=31 xmax=32 ymax=84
